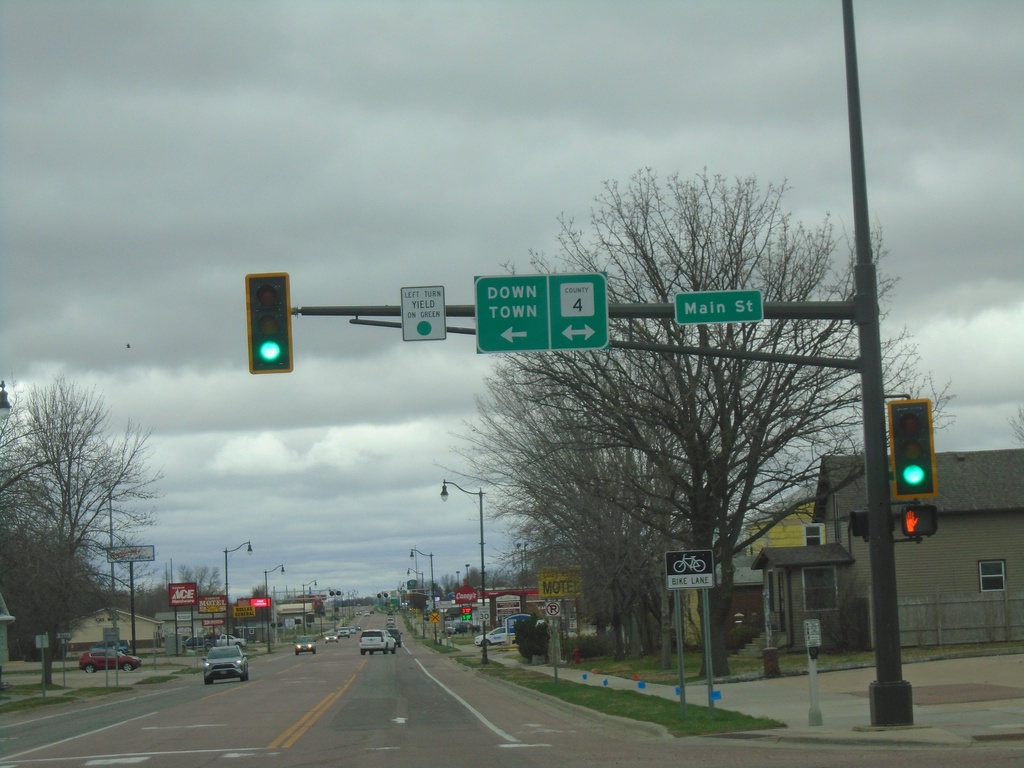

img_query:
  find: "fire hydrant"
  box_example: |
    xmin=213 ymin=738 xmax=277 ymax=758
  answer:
xmin=571 ymin=645 xmax=581 ymax=665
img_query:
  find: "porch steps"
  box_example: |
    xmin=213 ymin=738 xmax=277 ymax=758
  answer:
xmin=736 ymin=637 xmax=767 ymax=658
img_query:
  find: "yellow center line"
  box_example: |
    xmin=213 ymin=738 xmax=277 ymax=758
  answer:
xmin=267 ymin=673 xmax=358 ymax=749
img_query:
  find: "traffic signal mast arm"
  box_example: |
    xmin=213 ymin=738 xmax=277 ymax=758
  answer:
xmin=293 ymin=300 xmax=860 ymax=370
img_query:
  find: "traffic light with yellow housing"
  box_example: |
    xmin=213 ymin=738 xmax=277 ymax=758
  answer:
xmin=245 ymin=273 xmax=293 ymax=374
xmin=887 ymin=398 xmax=937 ymax=500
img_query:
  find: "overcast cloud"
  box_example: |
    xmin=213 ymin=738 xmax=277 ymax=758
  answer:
xmin=2 ymin=1 xmax=1021 ymax=602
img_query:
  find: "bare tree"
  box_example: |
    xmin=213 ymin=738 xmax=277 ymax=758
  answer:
xmin=0 ymin=376 xmax=159 ymax=681
xmin=464 ymin=170 xmax=934 ymax=675
xmin=1011 ymin=405 xmax=1024 ymax=446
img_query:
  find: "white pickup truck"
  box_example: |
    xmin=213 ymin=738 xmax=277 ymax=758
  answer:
xmin=358 ymin=629 xmax=396 ymax=655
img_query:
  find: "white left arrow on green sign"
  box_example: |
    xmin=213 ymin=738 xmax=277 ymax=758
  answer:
xmin=475 ymin=273 xmax=609 ymax=353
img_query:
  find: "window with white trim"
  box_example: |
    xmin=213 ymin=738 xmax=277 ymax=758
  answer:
xmin=804 ymin=524 xmax=824 ymax=546
xmin=979 ymin=560 xmax=1005 ymax=592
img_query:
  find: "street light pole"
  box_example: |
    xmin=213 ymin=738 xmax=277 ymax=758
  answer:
xmin=410 ymin=547 xmax=436 ymax=643
xmin=441 ymin=480 xmax=488 ymax=664
xmin=263 ymin=564 xmax=284 ymax=652
xmin=223 ymin=541 xmax=252 ymax=641
xmin=301 ymin=580 xmax=317 ymax=635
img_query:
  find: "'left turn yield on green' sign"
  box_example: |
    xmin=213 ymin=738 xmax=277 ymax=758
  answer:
xmin=475 ymin=273 xmax=609 ymax=353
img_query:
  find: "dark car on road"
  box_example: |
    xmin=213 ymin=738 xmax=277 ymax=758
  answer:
xmin=203 ymin=645 xmax=249 ymax=684
xmin=386 ymin=628 xmax=402 ymax=647
xmin=79 ymin=649 xmax=142 ymax=673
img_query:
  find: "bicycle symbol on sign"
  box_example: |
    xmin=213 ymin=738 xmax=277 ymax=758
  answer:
xmin=672 ymin=553 xmax=707 ymax=574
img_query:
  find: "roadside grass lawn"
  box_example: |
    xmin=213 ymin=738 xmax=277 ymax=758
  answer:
xmin=456 ymin=657 xmax=780 ymax=737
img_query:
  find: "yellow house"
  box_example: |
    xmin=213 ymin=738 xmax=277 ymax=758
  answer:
xmin=68 ymin=608 xmax=163 ymax=654
xmin=748 ymin=501 xmax=823 ymax=553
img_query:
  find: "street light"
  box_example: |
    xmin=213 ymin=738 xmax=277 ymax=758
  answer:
xmin=0 ymin=382 xmax=11 ymax=425
xmin=441 ymin=480 xmax=488 ymax=664
xmin=263 ymin=564 xmax=284 ymax=652
xmin=410 ymin=547 xmax=436 ymax=643
xmin=301 ymin=580 xmax=317 ymax=634
xmin=223 ymin=541 xmax=252 ymax=641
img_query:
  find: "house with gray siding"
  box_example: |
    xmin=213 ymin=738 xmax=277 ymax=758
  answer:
xmin=753 ymin=448 xmax=1023 ymax=651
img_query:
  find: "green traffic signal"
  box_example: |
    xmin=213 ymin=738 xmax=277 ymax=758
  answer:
xmin=887 ymin=399 xmax=937 ymax=499
xmin=246 ymin=273 xmax=293 ymax=374
xmin=902 ymin=463 xmax=926 ymax=486
xmin=258 ymin=340 xmax=282 ymax=362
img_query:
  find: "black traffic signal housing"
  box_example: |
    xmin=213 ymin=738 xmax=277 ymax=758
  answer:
xmin=849 ymin=509 xmax=870 ymax=541
xmin=246 ymin=273 xmax=293 ymax=374
xmin=887 ymin=398 xmax=938 ymax=500
xmin=900 ymin=504 xmax=938 ymax=540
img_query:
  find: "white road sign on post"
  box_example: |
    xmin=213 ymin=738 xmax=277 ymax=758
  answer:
xmin=665 ymin=550 xmax=716 ymax=589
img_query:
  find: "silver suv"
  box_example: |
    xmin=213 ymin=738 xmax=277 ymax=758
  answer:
xmin=203 ymin=645 xmax=249 ymax=684
xmin=359 ymin=629 xmax=396 ymax=655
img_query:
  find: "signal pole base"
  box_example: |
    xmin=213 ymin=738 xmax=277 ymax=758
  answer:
xmin=869 ymin=680 xmax=914 ymax=726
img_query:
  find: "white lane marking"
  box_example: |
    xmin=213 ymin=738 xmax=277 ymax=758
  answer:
xmin=415 ymin=659 xmax=548 ymax=747
xmin=2 ymin=712 xmax=158 ymax=760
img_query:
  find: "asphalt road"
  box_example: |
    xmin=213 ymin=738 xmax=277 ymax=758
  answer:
xmin=1 ymin=623 xmax=1020 ymax=767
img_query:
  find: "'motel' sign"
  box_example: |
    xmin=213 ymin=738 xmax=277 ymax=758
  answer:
xmin=169 ymin=582 xmax=198 ymax=607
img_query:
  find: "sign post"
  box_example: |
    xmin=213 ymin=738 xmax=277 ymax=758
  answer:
xmin=666 ymin=550 xmax=717 ymax=717
xmin=805 ymin=619 xmax=824 ymax=726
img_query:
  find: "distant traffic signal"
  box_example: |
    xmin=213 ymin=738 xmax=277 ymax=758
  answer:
xmin=887 ymin=398 xmax=937 ymax=499
xmin=900 ymin=504 xmax=938 ymax=539
xmin=245 ymin=273 xmax=293 ymax=374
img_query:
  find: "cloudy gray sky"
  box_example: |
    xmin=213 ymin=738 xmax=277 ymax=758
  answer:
xmin=2 ymin=1 xmax=1021 ymax=603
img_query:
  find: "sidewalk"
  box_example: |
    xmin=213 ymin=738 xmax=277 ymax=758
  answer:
xmin=492 ymin=650 xmax=1024 ymax=747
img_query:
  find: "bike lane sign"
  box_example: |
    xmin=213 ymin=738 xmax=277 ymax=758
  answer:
xmin=665 ymin=550 xmax=715 ymax=590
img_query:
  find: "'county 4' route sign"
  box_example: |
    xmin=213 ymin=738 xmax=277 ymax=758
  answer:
xmin=475 ymin=273 xmax=609 ymax=353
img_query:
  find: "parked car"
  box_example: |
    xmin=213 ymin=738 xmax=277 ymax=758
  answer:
xmin=90 ymin=640 xmax=131 ymax=654
xmin=474 ymin=627 xmax=512 ymax=647
xmin=386 ymin=628 xmax=402 ymax=648
xmin=359 ymin=629 xmax=396 ymax=655
xmin=79 ymin=649 xmax=142 ymax=673
xmin=295 ymin=635 xmax=316 ymax=655
xmin=183 ymin=636 xmax=214 ymax=651
xmin=203 ymin=645 xmax=249 ymax=685
xmin=215 ymin=634 xmax=247 ymax=648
